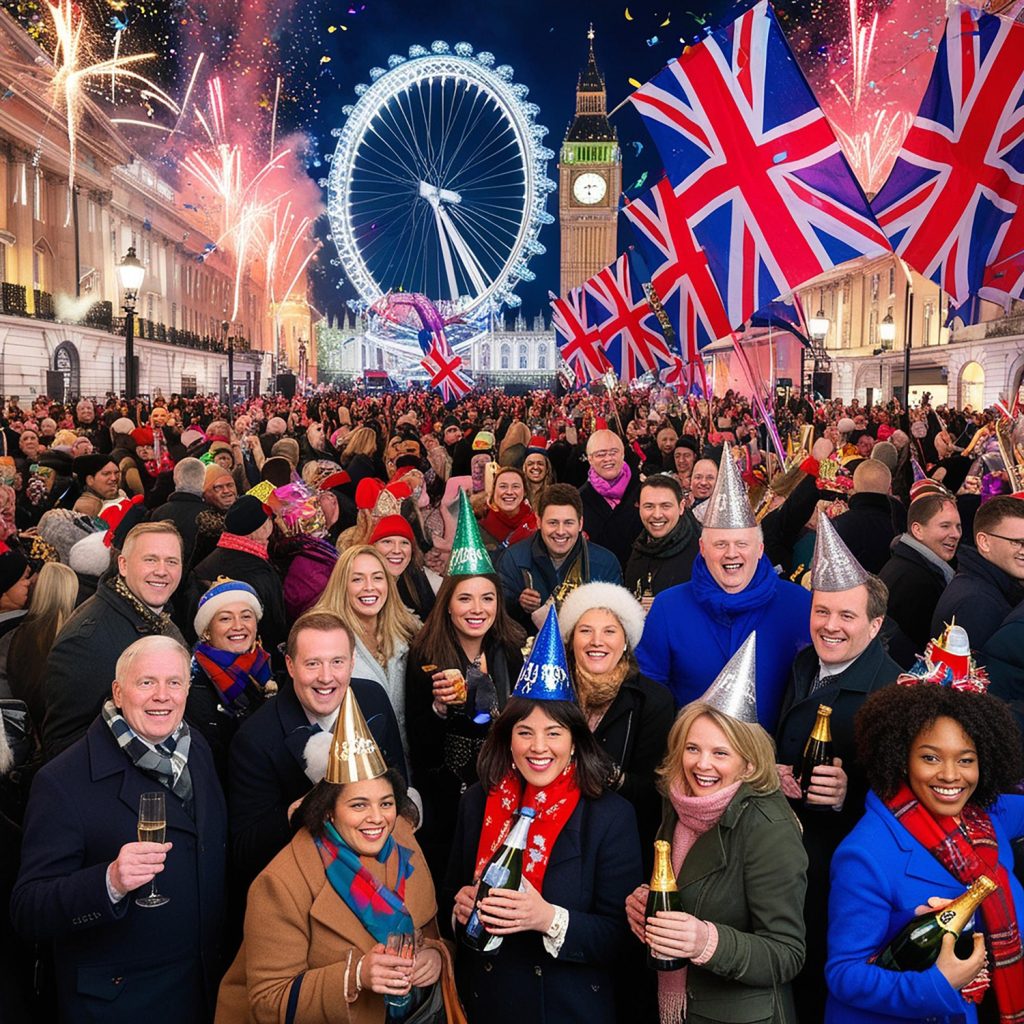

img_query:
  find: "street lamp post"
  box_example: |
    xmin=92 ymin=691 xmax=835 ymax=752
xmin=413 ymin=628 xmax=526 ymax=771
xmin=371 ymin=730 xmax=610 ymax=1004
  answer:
xmin=878 ymin=311 xmax=896 ymax=397
xmin=117 ymin=246 xmax=145 ymax=398
xmin=808 ymin=304 xmax=830 ymax=397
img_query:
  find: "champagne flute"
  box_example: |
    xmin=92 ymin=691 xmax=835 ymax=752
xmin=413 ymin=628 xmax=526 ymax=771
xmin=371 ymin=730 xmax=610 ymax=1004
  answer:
xmin=383 ymin=929 xmax=418 ymax=1018
xmin=135 ymin=792 xmax=170 ymax=908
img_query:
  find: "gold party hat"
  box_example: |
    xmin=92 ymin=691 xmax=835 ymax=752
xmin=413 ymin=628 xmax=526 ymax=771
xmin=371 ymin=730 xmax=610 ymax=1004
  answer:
xmin=326 ymin=686 xmax=388 ymax=784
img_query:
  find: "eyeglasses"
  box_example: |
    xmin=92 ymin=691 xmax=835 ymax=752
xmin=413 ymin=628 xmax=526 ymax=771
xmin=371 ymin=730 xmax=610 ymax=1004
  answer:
xmin=589 ymin=450 xmax=621 ymax=461
xmin=984 ymin=533 xmax=1024 ymax=552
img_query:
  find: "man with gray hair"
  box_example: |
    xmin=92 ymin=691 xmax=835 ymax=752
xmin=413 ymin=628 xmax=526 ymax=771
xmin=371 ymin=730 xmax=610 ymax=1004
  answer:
xmin=151 ymin=457 xmax=208 ymax=564
xmin=13 ymin=633 xmax=226 ymax=1022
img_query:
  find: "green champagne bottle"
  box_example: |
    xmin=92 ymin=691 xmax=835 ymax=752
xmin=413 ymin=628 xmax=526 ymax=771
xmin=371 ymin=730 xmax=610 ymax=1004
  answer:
xmin=645 ymin=839 xmax=687 ymax=971
xmin=463 ymin=807 xmax=535 ymax=955
xmin=874 ymin=875 xmax=997 ymax=971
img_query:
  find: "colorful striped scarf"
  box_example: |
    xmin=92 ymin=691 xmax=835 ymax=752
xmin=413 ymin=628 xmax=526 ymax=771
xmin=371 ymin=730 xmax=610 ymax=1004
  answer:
xmin=193 ymin=643 xmax=273 ymax=707
xmin=315 ymin=820 xmax=414 ymax=944
xmin=886 ymin=783 xmax=1024 ymax=1023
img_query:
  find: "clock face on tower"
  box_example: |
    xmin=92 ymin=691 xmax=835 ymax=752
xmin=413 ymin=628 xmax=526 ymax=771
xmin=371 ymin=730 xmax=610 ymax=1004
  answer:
xmin=572 ymin=171 xmax=607 ymax=205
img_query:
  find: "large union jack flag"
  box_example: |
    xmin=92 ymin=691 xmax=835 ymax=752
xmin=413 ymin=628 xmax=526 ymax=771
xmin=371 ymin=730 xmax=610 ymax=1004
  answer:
xmin=549 ymin=287 xmax=610 ymax=382
xmin=631 ymin=0 xmax=889 ymax=329
xmin=872 ymin=7 xmax=1024 ymax=317
xmin=419 ymin=333 xmax=473 ymax=402
xmin=624 ymin=176 xmax=733 ymax=359
xmin=584 ymin=253 xmax=672 ymax=381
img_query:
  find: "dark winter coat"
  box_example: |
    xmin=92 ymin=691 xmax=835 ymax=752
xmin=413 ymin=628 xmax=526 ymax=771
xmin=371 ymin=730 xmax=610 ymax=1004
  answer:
xmin=579 ymin=469 xmax=644 ymax=569
xmin=878 ymin=536 xmax=953 ymax=653
xmin=42 ymin=583 xmax=186 ymax=760
xmin=832 ymin=492 xmax=902 ymax=574
xmin=623 ymin=512 xmax=701 ymax=596
xmin=150 ymin=490 xmax=206 ymax=564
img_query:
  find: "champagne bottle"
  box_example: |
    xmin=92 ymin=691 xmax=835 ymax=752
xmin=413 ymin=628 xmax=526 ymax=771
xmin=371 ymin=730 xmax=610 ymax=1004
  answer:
xmin=463 ymin=807 xmax=536 ymax=955
xmin=800 ymin=704 xmax=834 ymax=803
xmin=874 ymin=876 xmax=997 ymax=971
xmin=645 ymin=839 xmax=687 ymax=971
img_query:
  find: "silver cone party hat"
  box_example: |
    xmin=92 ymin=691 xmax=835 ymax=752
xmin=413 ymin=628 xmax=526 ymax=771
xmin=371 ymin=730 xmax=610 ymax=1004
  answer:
xmin=702 ymin=443 xmax=757 ymax=530
xmin=698 ymin=631 xmax=759 ymax=724
xmin=810 ymin=513 xmax=870 ymax=592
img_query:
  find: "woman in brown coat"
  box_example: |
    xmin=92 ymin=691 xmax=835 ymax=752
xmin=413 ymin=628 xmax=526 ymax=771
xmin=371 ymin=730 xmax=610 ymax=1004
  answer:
xmin=216 ymin=689 xmax=447 ymax=1023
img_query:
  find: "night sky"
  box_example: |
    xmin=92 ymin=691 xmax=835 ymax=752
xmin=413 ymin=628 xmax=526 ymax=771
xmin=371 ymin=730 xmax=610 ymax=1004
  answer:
xmin=2 ymin=0 xmax=950 ymax=323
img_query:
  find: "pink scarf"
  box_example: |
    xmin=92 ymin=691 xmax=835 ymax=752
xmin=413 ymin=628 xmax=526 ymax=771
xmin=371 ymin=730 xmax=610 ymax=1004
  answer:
xmin=658 ymin=779 xmax=742 ymax=1024
xmin=587 ymin=462 xmax=632 ymax=508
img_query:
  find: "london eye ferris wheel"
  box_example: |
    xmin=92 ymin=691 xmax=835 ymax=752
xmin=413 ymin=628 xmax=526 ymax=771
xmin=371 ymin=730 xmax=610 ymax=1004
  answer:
xmin=326 ymin=41 xmax=555 ymax=357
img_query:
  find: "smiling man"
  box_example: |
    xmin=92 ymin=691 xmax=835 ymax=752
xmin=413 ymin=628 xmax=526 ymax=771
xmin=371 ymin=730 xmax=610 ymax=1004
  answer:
xmin=636 ymin=445 xmax=811 ymax=725
xmin=228 ymin=610 xmax=406 ymax=887
xmin=42 ymin=522 xmax=187 ymax=760
xmin=578 ymin=428 xmax=644 ymax=569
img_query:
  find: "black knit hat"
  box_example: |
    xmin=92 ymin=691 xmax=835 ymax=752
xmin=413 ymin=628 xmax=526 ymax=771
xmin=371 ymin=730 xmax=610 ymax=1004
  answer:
xmin=675 ymin=436 xmax=699 ymax=455
xmin=442 ymin=415 xmax=460 ymax=432
xmin=224 ymin=495 xmax=271 ymax=536
xmin=73 ymin=453 xmax=117 ymax=481
xmin=0 ymin=540 xmax=28 ymax=594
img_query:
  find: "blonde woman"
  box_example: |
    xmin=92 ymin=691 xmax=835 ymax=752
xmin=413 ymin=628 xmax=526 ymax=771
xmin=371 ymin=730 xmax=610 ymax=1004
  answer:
xmin=339 ymin=427 xmax=382 ymax=486
xmin=625 ymin=701 xmax=807 ymax=1024
xmin=0 ymin=561 xmax=78 ymax=736
xmin=315 ymin=545 xmax=419 ymax=752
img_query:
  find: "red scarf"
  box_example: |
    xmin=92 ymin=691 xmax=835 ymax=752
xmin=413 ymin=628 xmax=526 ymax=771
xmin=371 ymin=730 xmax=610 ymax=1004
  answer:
xmin=886 ymin=783 xmax=1024 ymax=1022
xmin=474 ymin=764 xmax=581 ymax=893
xmin=479 ymin=503 xmax=536 ymax=547
xmin=217 ymin=533 xmax=269 ymax=560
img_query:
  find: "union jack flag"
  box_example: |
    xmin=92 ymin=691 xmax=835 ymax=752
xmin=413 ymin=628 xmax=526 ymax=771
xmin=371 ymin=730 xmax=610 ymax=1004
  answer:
xmin=584 ymin=253 xmax=672 ymax=381
xmin=419 ymin=333 xmax=473 ymax=402
xmin=549 ymin=287 xmax=611 ymax=382
xmin=623 ymin=176 xmax=732 ymax=357
xmin=631 ymin=0 xmax=889 ymax=328
xmin=872 ymin=7 xmax=1024 ymax=316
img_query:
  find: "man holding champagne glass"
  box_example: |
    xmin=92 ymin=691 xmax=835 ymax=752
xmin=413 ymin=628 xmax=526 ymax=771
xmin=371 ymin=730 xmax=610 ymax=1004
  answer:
xmin=11 ymin=635 xmax=227 ymax=1023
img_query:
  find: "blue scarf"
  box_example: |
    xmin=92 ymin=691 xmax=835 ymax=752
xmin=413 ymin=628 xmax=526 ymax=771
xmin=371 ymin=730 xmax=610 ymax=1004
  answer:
xmin=690 ymin=552 xmax=779 ymax=624
xmin=314 ymin=821 xmax=415 ymax=944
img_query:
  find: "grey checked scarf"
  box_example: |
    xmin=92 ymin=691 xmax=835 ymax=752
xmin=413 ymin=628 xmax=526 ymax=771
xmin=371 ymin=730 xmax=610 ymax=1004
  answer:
xmin=102 ymin=699 xmax=194 ymax=812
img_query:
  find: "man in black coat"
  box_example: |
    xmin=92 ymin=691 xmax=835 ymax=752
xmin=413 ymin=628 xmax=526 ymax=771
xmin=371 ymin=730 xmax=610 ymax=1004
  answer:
xmin=878 ymin=492 xmax=960 ymax=657
xmin=776 ymin=565 xmax=899 ymax=1024
xmin=13 ymin=636 xmax=225 ymax=1023
xmin=931 ymin=495 xmax=1024 ymax=647
xmin=150 ymin=457 xmax=208 ymax=565
xmin=42 ymin=522 xmax=186 ymax=760
xmin=228 ymin=611 xmax=406 ymax=889
xmin=832 ymin=459 xmax=903 ymax=573
xmin=624 ymin=475 xmax=701 ymax=603
xmin=186 ymin=495 xmax=287 ymax=660
xmin=578 ymin=429 xmax=643 ymax=570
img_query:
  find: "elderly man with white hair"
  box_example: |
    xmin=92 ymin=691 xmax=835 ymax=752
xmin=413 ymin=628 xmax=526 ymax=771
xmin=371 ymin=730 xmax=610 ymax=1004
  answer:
xmin=12 ymin=634 xmax=226 ymax=1023
xmin=578 ymin=427 xmax=644 ymax=570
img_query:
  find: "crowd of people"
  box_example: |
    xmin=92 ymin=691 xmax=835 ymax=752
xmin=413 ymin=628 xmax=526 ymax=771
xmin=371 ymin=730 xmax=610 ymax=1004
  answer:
xmin=0 ymin=380 xmax=1022 ymax=1024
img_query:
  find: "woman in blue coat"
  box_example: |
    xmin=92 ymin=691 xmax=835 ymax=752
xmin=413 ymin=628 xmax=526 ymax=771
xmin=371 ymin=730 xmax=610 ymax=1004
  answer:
xmin=443 ymin=614 xmax=643 ymax=1024
xmin=826 ymin=680 xmax=1024 ymax=1024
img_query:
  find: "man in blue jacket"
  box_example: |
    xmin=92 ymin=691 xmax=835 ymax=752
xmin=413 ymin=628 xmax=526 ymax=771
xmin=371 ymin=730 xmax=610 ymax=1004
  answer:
xmin=637 ymin=444 xmax=811 ymax=727
xmin=498 ymin=483 xmax=622 ymax=631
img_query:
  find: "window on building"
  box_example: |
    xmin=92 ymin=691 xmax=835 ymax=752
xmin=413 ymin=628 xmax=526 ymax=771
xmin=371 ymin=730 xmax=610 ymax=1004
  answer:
xmin=500 ymin=343 xmax=510 ymax=370
xmin=868 ymin=308 xmax=878 ymax=347
xmin=870 ymin=273 xmax=880 ymax=302
xmin=888 ymin=267 xmax=896 ymax=296
xmin=13 ymin=162 xmax=27 ymax=206
xmin=32 ymin=171 xmax=42 ymax=222
xmin=538 ymin=345 xmax=548 ymax=370
xmin=88 ymin=201 xmax=96 ymax=233
xmin=518 ymin=344 xmax=528 ymax=369
xmin=480 ymin=343 xmax=491 ymax=370
xmin=922 ymin=301 xmax=934 ymax=346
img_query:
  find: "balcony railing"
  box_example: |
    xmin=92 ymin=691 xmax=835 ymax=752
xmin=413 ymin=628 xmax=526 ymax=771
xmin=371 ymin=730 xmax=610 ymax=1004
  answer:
xmin=0 ymin=279 xmax=259 ymax=355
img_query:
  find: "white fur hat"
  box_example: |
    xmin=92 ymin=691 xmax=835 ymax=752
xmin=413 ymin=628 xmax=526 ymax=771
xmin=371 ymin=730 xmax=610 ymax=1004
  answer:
xmin=68 ymin=530 xmax=112 ymax=578
xmin=557 ymin=582 xmax=646 ymax=651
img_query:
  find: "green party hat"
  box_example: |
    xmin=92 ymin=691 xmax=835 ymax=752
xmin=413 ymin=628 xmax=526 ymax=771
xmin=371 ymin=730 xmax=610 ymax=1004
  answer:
xmin=447 ymin=487 xmax=495 ymax=576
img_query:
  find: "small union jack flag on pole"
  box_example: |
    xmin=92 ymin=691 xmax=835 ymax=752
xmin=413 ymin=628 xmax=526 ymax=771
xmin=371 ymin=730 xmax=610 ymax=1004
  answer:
xmin=584 ymin=253 xmax=673 ymax=382
xmin=872 ymin=6 xmax=1024 ymax=319
xmin=630 ymin=0 xmax=889 ymax=329
xmin=419 ymin=333 xmax=473 ymax=402
xmin=549 ymin=287 xmax=611 ymax=382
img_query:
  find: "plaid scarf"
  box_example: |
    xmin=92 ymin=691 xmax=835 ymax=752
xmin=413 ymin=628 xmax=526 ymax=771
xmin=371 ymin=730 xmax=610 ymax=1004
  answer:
xmin=474 ymin=763 xmax=580 ymax=893
xmin=101 ymin=699 xmax=193 ymax=812
xmin=886 ymin=783 xmax=1024 ymax=1022
xmin=315 ymin=820 xmax=414 ymax=944
xmin=106 ymin=574 xmax=172 ymax=633
xmin=193 ymin=643 xmax=273 ymax=708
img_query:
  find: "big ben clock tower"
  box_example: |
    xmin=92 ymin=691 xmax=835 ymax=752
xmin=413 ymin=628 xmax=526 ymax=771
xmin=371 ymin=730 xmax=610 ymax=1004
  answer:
xmin=559 ymin=26 xmax=621 ymax=296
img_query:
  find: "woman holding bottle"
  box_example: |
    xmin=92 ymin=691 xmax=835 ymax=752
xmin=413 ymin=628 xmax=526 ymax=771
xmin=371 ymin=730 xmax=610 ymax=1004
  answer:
xmin=625 ymin=635 xmax=808 ymax=1024
xmin=445 ymin=610 xmax=642 ymax=1024
xmin=825 ymin=680 xmax=1024 ymax=1024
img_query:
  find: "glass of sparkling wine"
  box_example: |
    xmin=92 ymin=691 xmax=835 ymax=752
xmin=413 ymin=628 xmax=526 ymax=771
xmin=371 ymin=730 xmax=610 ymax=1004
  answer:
xmin=136 ymin=791 xmax=170 ymax=908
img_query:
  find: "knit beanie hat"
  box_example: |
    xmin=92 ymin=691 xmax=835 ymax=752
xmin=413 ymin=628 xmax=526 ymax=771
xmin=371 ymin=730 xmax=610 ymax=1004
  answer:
xmin=74 ymin=453 xmax=117 ymax=482
xmin=224 ymin=495 xmax=271 ymax=536
xmin=193 ymin=578 xmax=263 ymax=638
xmin=111 ymin=417 xmax=135 ymax=436
xmin=0 ymin=540 xmax=27 ymax=594
xmin=369 ymin=515 xmax=414 ymax=545
xmin=204 ymin=463 xmax=233 ymax=492
xmin=37 ymin=508 xmax=99 ymax=563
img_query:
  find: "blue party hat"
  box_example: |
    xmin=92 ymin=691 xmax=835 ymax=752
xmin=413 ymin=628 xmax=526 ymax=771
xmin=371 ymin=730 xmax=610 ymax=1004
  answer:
xmin=512 ymin=605 xmax=575 ymax=702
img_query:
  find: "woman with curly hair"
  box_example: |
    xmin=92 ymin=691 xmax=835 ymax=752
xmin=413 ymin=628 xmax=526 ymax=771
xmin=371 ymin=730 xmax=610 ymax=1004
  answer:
xmin=825 ymin=681 xmax=1024 ymax=1024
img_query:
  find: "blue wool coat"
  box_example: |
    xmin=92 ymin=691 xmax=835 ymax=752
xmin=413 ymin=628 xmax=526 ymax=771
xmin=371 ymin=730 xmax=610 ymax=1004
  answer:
xmin=444 ymin=783 xmax=643 ymax=1024
xmin=826 ymin=791 xmax=1024 ymax=1024
xmin=635 ymin=554 xmax=812 ymax=728
xmin=10 ymin=717 xmax=226 ymax=1023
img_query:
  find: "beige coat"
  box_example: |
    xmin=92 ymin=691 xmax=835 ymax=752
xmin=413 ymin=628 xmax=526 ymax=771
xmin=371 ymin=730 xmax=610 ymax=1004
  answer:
xmin=216 ymin=817 xmax=440 ymax=1024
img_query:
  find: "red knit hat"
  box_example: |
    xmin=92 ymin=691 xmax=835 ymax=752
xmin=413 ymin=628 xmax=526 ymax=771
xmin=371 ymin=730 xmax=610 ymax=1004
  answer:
xmin=369 ymin=515 xmax=414 ymax=544
xmin=131 ymin=426 xmax=154 ymax=447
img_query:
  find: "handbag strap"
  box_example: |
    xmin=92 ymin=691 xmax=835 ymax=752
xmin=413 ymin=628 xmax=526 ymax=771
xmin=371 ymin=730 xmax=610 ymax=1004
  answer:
xmin=285 ymin=971 xmax=305 ymax=1024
